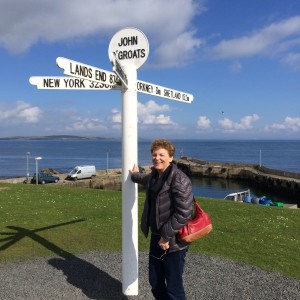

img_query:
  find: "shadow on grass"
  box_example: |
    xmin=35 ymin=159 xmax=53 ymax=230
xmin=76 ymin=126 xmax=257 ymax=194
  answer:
xmin=0 ymin=220 xmax=128 ymax=299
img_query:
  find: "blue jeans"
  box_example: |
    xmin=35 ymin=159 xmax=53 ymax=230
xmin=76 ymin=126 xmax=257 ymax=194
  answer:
xmin=149 ymin=234 xmax=187 ymax=300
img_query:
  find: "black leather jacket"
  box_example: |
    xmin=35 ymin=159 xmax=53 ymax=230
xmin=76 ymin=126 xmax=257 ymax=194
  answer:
xmin=131 ymin=164 xmax=194 ymax=252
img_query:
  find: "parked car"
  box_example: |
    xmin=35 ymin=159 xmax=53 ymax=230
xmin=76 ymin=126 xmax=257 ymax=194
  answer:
xmin=31 ymin=172 xmax=60 ymax=184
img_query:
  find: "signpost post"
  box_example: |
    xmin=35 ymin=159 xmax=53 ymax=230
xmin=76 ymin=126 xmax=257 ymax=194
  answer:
xmin=108 ymin=28 xmax=149 ymax=295
xmin=29 ymin=27 xmax=193 ymax=296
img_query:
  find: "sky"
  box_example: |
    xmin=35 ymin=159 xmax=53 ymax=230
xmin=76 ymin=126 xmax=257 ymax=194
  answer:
xmin=0 ymin=0 xmax=300 ymax=140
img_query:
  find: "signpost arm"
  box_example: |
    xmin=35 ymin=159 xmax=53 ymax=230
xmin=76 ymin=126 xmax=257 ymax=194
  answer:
xmin=121 ymin=65 xmax=138 ymax=295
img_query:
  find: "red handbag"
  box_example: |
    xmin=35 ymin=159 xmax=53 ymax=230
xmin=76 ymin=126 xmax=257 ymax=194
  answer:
xmin=177 ymin=198 xmax=213 ymax=243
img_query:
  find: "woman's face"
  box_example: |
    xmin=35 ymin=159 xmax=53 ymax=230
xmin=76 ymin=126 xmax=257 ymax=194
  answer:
xmin=152 ymin=147 xmax=173 ymax=174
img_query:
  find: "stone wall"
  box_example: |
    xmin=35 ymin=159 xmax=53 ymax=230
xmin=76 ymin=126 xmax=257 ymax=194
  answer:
xmin=175 ymin=157 xmax=300 ymax=205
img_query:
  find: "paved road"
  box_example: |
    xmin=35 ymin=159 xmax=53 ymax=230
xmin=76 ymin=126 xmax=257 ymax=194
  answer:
xmin=0 ymin=251 xmax=299 ymax=299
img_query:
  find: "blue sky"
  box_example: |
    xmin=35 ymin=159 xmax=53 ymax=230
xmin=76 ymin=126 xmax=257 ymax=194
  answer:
xmin=0 ymin=0 xmax=300 ymax=140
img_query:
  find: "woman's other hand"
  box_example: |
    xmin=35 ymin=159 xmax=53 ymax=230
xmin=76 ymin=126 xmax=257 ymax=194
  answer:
xmin=158 ymin=237 xmax=170 ymax=250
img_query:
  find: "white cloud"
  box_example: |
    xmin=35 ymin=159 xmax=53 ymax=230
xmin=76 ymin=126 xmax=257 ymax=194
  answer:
xmin=138 ymin=99 xmax=169 ymax=115
xmin=281 ymin=52 xmax=300 ymax=70
xmin=209 ymin=15 xmax=300 ymax=65
xmin=197 ymin=116 xmax=211 ymax=129
xmin=229 ymin=61 xmax=242 ymax=73
xmin=111 ymin=109 xmax=122 ymax=123
xmin=0 ymin=99 xmax=175 ymax=136
xmin=266 ymin=116 xmax=300 ymax=132
xmin=110 ymin=100 xmax=175 ymax=126
xmin=0 ymin=0 xmax=204 ymax=67
xmin=143 ymin=114 xmax=174 ymax=125
xmin=138 ymin=100 xmax=174 ymax=125
xmin=65 ymin=117 xmax=108 ymax=132
xmin=153 ymin=30 xmax=204 ymax=67
xmin=218 ymin=114 xmax=259 ymax=132
xmin=0 ymin=101 xmax=42 ymax=124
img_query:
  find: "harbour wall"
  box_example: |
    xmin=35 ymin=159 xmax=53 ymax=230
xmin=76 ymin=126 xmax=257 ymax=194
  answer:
xmin=176 ymin=157 xmax=300 ymax=205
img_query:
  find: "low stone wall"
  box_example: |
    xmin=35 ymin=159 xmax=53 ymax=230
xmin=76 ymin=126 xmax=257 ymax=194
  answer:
xmin=1 ymin=161 xmax=299 ymax=207
xmin=0 ymin=169 xmax=124 ymax=190
xmin=59 ymin=174 xmax=123 ymax=190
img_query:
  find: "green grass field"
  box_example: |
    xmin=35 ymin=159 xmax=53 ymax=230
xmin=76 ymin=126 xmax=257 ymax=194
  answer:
xmin=0 ymin=183 xmax=299 ymax=280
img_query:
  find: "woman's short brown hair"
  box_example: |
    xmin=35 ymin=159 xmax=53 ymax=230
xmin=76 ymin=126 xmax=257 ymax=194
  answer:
xmin=150 ymin=139 xmax=175 ymax=157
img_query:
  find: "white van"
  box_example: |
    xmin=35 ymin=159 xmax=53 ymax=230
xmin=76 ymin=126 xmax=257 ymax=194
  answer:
xmin=67 ymin=165 xmax=96 ymax=180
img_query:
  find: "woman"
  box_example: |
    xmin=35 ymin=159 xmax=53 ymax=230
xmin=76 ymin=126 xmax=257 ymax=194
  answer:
xmin=130 ymin=139 xmax=194 ymax=300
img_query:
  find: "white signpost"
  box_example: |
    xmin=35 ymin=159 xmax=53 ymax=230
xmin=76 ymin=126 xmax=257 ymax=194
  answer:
xmin=29 ymin=27 xmax=193 ymax=296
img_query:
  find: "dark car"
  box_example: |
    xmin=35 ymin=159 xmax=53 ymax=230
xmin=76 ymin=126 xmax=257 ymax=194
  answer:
xmin=31 ymin=172 xmax=60 ymax=184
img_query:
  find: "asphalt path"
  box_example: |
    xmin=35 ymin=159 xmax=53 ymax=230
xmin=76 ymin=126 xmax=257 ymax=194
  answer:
xmin=0 ymin=251 xmax=299 ymax=299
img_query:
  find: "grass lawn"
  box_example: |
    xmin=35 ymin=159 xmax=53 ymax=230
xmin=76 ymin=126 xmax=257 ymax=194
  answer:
xmin=0 ymin=182 xmax=299 ymax=280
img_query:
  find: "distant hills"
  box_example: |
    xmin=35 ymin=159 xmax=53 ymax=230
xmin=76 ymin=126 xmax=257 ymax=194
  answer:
xmin=0 ymin=135 xmax=119 ymax=141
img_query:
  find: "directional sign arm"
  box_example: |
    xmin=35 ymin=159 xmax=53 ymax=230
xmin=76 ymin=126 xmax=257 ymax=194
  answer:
xmin=56 ymin=57 xmax=121 ymax=86
xmin=137 ymin=80 xmax=194 ymax=103
xmin=29 ymin=76 xmax=121 ymax=90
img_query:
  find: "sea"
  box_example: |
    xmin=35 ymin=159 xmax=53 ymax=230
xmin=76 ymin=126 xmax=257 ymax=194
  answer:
xmin=0 ymin=139 xmax=299 ymax=204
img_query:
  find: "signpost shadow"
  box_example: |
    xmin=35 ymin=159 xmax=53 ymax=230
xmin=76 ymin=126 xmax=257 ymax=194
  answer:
xmin=48 ymin=255 xmax=126 ymax=299
xmin=0 ymin=220 xmax=128 ymax=299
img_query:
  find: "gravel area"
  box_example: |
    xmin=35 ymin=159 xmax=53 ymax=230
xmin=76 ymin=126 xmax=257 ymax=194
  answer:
xmin=0 ymin=251 xmax=299 ymax=300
